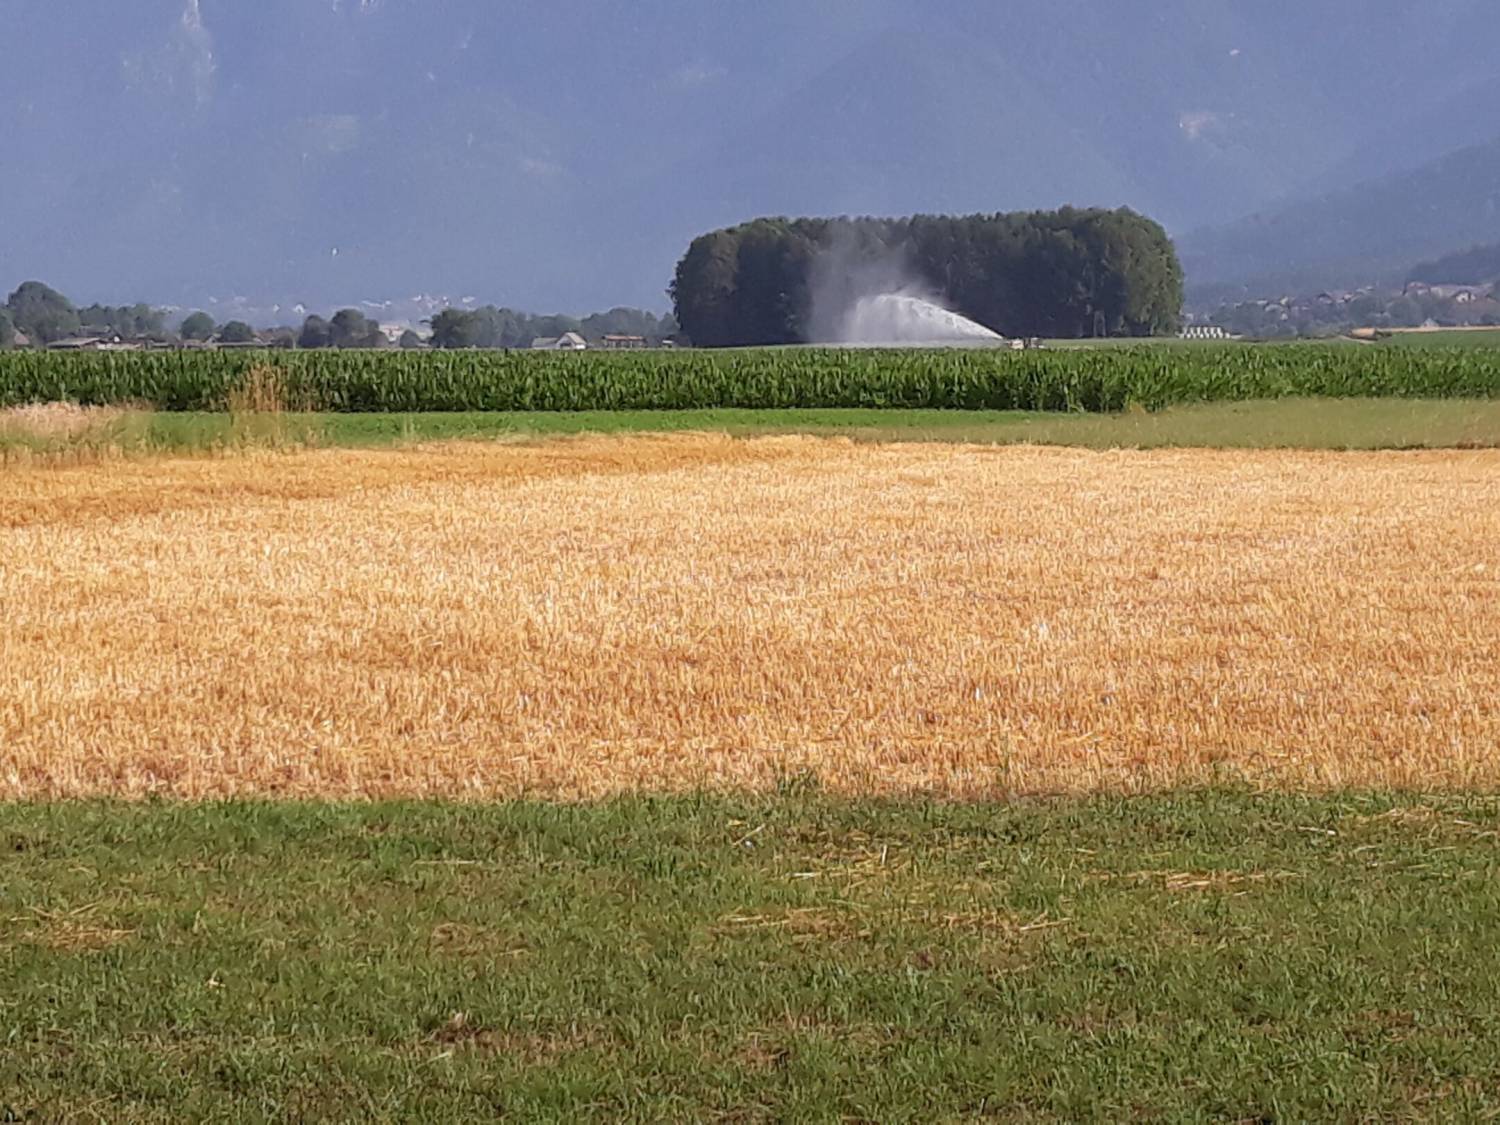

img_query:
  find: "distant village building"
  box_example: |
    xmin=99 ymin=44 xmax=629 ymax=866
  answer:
xmin=530 ymin=332 xmax=588 ymax=351
xmin=1402 ymin=281 xmax=1493 ymax=301
xmin=600 ymin=334 xmax=648 ymax=350
xmin=46 ymin=335 xmax=142 ymax=352
xmin=1441 ymin=286 xmax=1489 ymax=304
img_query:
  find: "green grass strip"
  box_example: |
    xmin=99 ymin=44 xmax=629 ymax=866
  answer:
xmin=3 ymin=791 xmax=1499 ymax=1120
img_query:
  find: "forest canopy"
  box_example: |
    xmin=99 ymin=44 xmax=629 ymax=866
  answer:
xmin=671 ymin=207 xmax=1183 ymax=348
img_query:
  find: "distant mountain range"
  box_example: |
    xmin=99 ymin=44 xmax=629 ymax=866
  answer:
xmin=1309 ymin=75 xmax=1500 ymax=195
xmin=1182 ymin=132 xmax=1500 ymax=301
xmin=1 ymin=0 xmax=1497 ymax=312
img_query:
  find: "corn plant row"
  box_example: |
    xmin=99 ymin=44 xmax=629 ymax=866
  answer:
xmin=2 ymin=346 xmax=1498 ymax=413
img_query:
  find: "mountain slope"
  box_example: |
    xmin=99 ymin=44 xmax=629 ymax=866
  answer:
xmin=0 ymin=0 xmax=1496 ymax=310
xmin=1409 ymin=242 xmax=1500 ymax=285
xmin=643 ymin=1 xmax=1360 ymax=233
xmin=606 ymin=3 xmax=1387 ymax=308
xmin=1309 ymin=74 xmax=1500 ymax=195
xmin=1181 ymin=135 xmax=1500 ymax=296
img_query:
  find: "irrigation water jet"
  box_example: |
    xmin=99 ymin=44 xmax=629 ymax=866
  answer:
xmin=838 ymin=293 xmax=1006 ymax=347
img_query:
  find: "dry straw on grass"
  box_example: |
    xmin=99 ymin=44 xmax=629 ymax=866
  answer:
xmin=0 ymin=402 xmax=128 ymax=441
xmin=225 ymin=364 xmax=321 ymax=449
xmin=2 ymin=433 xmax=1497 ymax=800
xmin=0 ymin=403 xmax=152 ymax=469
xmin=226 ymin=363 xmax=312 ymax=415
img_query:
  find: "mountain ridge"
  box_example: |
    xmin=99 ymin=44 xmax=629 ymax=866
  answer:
xmin=1181 ymin=133 xmax=1500 ymax=299
xmin=1 ymin=0 xmax=1496 ymax=309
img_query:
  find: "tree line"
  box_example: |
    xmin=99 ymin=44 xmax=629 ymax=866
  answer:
xmin=427 ymin=306 xmax=677 ymax=349
xmin=0 ymin=281 xmax=339 ymax=349
xmin=0 ymin=281 xmax=677 ymax=351
xmin=2 ymin=282 xmax=187 ymax=348
xmin=670 ymin=208 xmax=1184 ymax=347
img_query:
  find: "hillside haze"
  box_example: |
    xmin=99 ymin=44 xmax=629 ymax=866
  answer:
xmin=1 ymin=0 xmax=1495 ymax=312
xmin=1182 ymin=136 xmax=1500 ymax=299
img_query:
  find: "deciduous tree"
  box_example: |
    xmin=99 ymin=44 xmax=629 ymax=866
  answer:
xmin=180 ymin=311 xmax=217 ymax=341
xmin=329 ymin=308 xmax=384 ymax=348
xmin=218 ymin=321 xmax=257 ymax=344
xmin=298 ymin=315 xmax=332 ymax=349
xmin=6 ymin=281 xmax=81 ymax=344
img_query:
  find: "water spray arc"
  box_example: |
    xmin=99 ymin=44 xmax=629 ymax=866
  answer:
xmin=837 ymin=293 xmax=1005 ymax=347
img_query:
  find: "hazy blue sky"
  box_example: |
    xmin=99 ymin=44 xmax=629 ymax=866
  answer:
xmin=1 ymin=0 xmax=1494 ymax=315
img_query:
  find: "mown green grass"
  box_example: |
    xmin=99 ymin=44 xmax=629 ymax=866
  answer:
xmin=5 ymin=398 xmax=1500 ymax=460
xmin=2 ymin=792 xmax=1498 ymax=1121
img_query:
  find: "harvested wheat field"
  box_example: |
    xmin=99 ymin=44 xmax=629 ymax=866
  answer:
xmin=2 ymin=433 xmax=1497 ymax=799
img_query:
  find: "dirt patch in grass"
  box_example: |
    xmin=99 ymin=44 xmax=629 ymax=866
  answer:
xmin=427 ymin=1012 xmax=605 ymax=1062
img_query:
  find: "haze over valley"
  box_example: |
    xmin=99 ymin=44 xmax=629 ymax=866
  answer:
xmin=1 ymin=0 xmax=1496 ymax=316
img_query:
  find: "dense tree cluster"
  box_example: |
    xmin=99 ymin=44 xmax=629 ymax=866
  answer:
xmin=296 ymin=309 xmax=387 ymax=349
xmin=2 ymin=282 xmax=207 ymax=347
xmin=5 ymin=281 xmax=82 ymax=344
xmin=671 ymin=208 xmax=1184 ymax=347
xmin=427 ymin=306 xmax=677 ymax=349
xmin=80 ymin=302 xmax=167 ymax=340
xmin=428 ymin=308 xmax=573 ymax=350
xmin=180 ymin=311 xmax=217 ymax=342
xmin=218 ymin=321 xmax=257 ymax=344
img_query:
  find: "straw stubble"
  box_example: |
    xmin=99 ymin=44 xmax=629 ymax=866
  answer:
xmin=2 ymin=434 xmax=1496 ymax=799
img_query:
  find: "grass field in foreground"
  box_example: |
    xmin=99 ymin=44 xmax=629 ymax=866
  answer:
xmin=4 ymin=434 xmax=1497 ymax=798
xmin=3 ymin=792 xmax=1499 ymax=1121
xmin=5 ymin=397 xmax=1500 ymax=460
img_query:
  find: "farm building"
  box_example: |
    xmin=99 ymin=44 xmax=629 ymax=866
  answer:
xmin=46 ymin=335 xmax=142 ymax=352
xmin=600 ymin=334 xmax=648 ymax=350
xmin=531 ymin=332 xmax=588 ymax=351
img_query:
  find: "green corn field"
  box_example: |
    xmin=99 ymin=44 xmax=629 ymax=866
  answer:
xmin=2 ymin=345 xmax=1498 ymax=414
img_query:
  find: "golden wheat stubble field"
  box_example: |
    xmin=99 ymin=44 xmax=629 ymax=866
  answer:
xmin=1 ymin=433 xmax=1497 ymax=800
